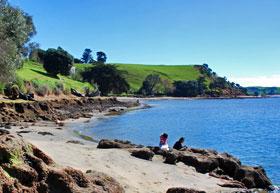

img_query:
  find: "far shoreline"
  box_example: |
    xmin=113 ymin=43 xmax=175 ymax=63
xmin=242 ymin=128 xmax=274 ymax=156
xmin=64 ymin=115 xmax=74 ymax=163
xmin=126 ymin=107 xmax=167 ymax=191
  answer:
xmin=117 ymin=95 xmax=278 ymax=101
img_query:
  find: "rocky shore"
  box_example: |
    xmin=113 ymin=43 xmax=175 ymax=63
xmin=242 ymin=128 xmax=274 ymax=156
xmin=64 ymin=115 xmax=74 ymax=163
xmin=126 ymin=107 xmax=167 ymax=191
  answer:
xmin=0 ymin=97 xmax=139 ymax=123
xmin=97 ymin=139 xmax=273 ymax=191
xmin=0 ymin=97 xmax=275 ymax=193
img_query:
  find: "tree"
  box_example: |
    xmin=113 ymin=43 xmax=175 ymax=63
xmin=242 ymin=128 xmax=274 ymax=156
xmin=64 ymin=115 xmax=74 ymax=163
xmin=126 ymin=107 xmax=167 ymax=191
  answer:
xmin=96 ymin=51 xmax=107 ymax=63
xmin=82 ymin=63 xmax=129 ymax=96
xmin=197 ymin=76 xmax=207 ymax=95
xmin=0 ymin=0 xmax=36 ymax=82
xmin=81 ymin=48 xmax=93 ymax=64
xmin=29 ymin=48 xmax=45 ymax=63
xmin=139 ymin=74 xmax=161 ymax=96
xmin=173 ymin=80 xmax=200 ymax=97
xmin=74 ymin=58 xmax=83 ymax=63
xmin=43 ymin=47 xmax=74 ymax=76
xmin=161 ymin=78 xmax=174 ymax=95
xmin=22 ymin=42 xmax=39 ymax=58
xmin=209 ymin=77 xmax=228 ymax=89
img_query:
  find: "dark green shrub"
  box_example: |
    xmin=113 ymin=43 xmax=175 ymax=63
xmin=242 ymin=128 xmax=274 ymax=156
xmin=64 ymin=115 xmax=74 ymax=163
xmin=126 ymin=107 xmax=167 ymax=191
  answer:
xmin=139 ymin=74 xmax=161 ymax=96
xmin=4 ymin=83 xmax=20 ymax=99
xmin=43 ymin=47 xmax=73 ymax=76
xmin=82 ymin=64 xmax=129 ymax=96
xmin=173 ymin=80 xmax=200 ymax=97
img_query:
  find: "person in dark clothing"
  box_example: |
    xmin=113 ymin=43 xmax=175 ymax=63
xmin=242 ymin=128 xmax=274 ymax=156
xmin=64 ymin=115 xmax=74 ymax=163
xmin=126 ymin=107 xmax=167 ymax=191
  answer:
xmin=173 ymin=137 xmax=185 ymax=150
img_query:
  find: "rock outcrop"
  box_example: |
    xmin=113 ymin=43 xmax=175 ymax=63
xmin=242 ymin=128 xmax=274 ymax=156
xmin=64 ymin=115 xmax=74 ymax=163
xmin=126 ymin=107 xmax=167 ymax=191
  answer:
xmin=0 ymin=97 xmax=139 ymax=123
xmin=166 ymin=187 xmax=206 ymax=193
xmin=97 ymin=139 xmax=273 ymax=191
xmin=0 ymin=132 xmax=124 ymax=193
xmin=97 ymin=139 xmax=142 ymax=149
xmin=130 ymin=148 xmax=155 ymax=161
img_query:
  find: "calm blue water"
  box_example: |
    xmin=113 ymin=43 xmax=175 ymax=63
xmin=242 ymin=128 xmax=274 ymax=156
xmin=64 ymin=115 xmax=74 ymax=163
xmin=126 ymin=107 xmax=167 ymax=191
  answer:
xmin=72 ymin=98 xmax=280 ymax=186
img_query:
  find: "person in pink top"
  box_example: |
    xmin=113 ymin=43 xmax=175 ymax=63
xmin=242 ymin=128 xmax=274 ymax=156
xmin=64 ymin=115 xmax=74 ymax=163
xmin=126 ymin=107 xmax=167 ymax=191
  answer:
xmin=159 ymin=133 xmax=169 ymax=150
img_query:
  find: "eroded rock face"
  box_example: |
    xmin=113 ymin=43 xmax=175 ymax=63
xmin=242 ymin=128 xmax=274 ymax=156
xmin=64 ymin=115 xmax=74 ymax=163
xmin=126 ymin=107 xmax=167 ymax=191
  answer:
xmin=0 ymin=133 xmax=124 ymax=193
xmin=0 ymin=97 xmax=139 ymax=124
xmin=97 ymin=139 xmax=273 ymax=190
xmin=166 ymin=187 xmax=206 ymax=193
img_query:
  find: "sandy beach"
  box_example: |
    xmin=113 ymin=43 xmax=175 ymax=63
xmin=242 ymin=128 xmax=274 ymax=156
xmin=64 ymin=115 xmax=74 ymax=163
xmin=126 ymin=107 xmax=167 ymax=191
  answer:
xmin=6 ymin=119 xmax=246 ymax=193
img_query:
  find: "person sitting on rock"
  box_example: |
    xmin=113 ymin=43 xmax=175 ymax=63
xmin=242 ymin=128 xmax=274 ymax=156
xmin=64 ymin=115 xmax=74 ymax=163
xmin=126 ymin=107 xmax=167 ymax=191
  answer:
xmin=159 ymin=133 xmax=169 ymax=150
xmin=173 ymin=137 xmax=186 ymax=150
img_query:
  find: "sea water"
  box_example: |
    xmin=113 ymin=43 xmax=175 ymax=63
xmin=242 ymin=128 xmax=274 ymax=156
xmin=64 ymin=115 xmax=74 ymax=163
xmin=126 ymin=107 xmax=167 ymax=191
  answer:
xmin=72 ymin=98 xmax=280 ymax=187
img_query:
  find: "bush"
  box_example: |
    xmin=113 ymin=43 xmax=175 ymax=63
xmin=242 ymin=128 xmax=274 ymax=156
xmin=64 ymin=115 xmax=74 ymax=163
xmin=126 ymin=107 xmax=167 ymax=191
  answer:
xmin=53 ymin=87 xmax=62 ymax=96
xmin=52 ymin=82 xmax=64 ymax=96
xmin=63 ymin=88 xmax=71 ymax=95
xmin=82 ymin=64 xmax=129 ymax=96
xmin=4 ymin=83 xmax=20 ymax=99
xmin=139 ymin=74 xmax=161 ymax=96
xmin=29 ymin=48 xmax=46 ymax=63
xmin=0 ymin=83 xmax=4 ymax=94
xmin=35 ymin=85 xmax=50 ymax=96
xmin=3 ymin=83 xmax=13 ymax=97
xmin=15 ymin=76 xmax=26 ymax=93
xmin=43 ymin=47 xmax=74 ymax=76
xmin=173 ymin=80 xmax=200 ymax=97
xmin=24 ymin=81 xmax=34 ymax=94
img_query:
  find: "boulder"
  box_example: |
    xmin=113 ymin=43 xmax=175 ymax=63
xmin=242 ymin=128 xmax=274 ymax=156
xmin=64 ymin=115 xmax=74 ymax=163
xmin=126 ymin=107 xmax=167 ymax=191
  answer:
xmin=164 ymin=151 xmax=177 ymax=165
xmin=97 ymin=139 xmax=141 ymax=149
xmin=131 ymin=148 xmax=154 ymax=161
xmin=234 ymin=166 xmax=272 ymax=190
xmin=177 ymin=152 xmax=219 ymax=173
xmin=149 ymin=146 xmax=273 ymax=190
xmin=0 ymin=133 xmax=125 ymax=193
xmin=166 ymin=187 xmax=206 ymax=193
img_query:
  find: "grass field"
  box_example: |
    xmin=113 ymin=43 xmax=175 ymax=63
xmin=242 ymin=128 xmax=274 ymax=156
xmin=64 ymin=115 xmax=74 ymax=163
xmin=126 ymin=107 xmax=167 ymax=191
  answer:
xmin=75 ymin=63 xmax=201 ymax=91
xmin=17 ymin=61 xmax=93 ymax=92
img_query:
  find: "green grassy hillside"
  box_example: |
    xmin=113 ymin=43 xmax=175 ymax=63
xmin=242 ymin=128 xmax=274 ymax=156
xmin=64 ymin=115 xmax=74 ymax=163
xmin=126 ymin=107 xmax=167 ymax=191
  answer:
xmin=75 ymin=63 xmax=201 ymax=91
xmin=17 ymin=61 xmax=93 ymax=92
xmin=13 ymin=62 xmax=203 ymax=95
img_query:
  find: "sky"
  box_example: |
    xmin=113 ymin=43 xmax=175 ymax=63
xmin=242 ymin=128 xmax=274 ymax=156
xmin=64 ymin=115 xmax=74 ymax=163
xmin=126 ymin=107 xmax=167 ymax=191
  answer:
xmin=9 ymin=0 xmax=280 ymax=86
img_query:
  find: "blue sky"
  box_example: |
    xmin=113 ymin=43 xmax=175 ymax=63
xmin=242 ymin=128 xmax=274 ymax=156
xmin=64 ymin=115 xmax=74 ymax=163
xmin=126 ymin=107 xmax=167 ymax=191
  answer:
xmin=10 ymin=0 xmax=280 ymax=86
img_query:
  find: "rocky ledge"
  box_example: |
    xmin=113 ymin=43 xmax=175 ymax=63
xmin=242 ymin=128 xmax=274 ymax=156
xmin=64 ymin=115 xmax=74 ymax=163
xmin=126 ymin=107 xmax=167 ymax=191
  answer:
xmin=0 ymin=97 xmax=139 ymax=123
xmin=97 ymin=139 xmax=273 ymax=192
xmin=0 ymin=130 xmax=125 ymax=193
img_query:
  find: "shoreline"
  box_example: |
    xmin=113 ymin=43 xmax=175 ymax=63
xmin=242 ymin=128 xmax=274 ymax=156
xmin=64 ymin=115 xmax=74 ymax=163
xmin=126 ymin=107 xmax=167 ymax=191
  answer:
xmin=117 ymin=95 xmax=275 ymax=101
xmin=0 ymin=97 xmax=276 ymax=192
xmin=6 ymin=122 xmax=252 ymax=193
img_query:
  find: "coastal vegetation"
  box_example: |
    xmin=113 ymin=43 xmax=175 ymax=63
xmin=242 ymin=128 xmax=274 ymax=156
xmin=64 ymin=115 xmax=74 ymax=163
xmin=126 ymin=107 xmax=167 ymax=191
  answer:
xmin=16 ymin=61 xmax=93 ymax=95
xmin=0 ymin=0 xmax=247 ymax=99
xmin=246 ymin=86 xmax=280 ymax=96
xmin=0 ymin=0 xmax=36 ymax=82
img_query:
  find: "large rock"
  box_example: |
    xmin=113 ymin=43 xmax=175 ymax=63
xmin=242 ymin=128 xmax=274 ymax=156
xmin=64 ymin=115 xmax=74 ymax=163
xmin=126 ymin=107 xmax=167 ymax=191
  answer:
xmin=177 ymin=151 xmax=219 ymax=173
xmin=164 ymin=151 xmax=177 ymax=165
xmin=234 ymin=166 xmax=272 ymax=189
xmin=97 ymin=139 xmax=273 ymax=191
xmin=166 ymin=187 xmax=206 ymax=193
xmin=97 ymin=139 xmax=142 ymax=149
xmin=150 ymin=146 xmax=272 ymax=190
xmin=130 ymin=148 xmax=154 ymax=161
xmin=0 ymin=133 xmax=125 ymax=193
